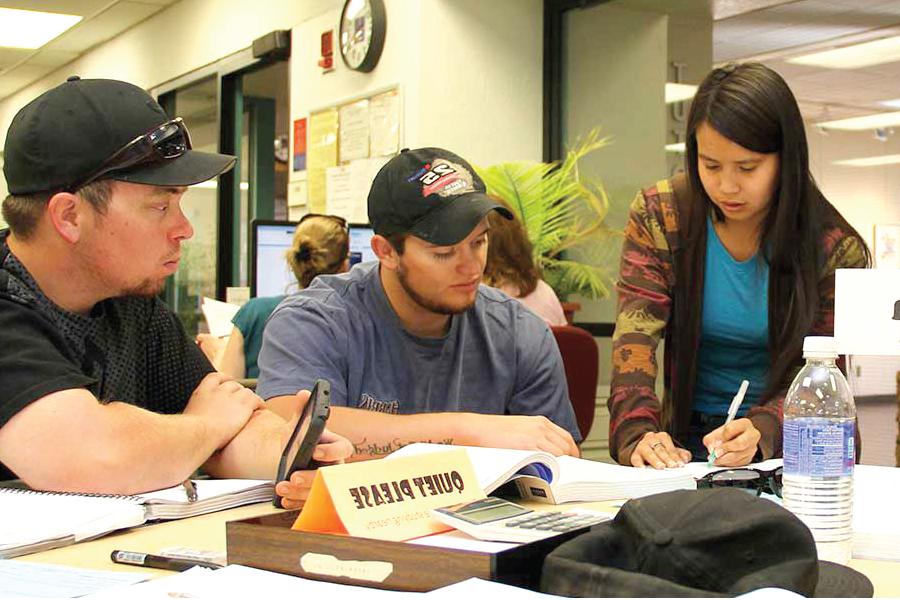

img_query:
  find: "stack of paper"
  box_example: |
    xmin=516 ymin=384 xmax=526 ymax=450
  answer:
xmin=546 ymin=455 xmax=696 ymax=503
xmin=852 ymin=464 xmax=900 ymax=561
xmin=200 ymin=297 xmax=240 ymax=338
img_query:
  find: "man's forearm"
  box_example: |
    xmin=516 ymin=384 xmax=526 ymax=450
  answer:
xmin=6 ymin=400 xmax=223 ymax=495
xmin=203 ymin=409 xmax=286 ymax=479
xmin=328 ymin=407 xmax=464 ymax=461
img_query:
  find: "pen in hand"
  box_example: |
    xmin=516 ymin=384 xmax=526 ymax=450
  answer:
xmin=182 ymin=479 xmax=198 ymax=503
xmin=110 ymin=550 xmax=222 ymax=572
xmin=707 ymin=379 xmax=750 ymax=466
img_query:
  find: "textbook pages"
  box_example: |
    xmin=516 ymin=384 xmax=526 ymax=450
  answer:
xmin=388 ymin=444 xmax=696 ymax=503
xmin=0 ymin=479 xmax=273 ymax=559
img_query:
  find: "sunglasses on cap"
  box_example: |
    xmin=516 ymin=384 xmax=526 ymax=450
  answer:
xmin=67 ymin=117 xmax=192 ymax=192
xmin=696 ymin=466 xmax=783 ymax=498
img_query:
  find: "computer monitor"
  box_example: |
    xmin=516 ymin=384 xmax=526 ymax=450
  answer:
xmin=349 ymin=224 xmax=377 ymax=266
xmin=251 ymin=220 xmax=298 ymax=298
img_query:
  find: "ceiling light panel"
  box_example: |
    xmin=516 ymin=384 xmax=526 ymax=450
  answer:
xmin=833 ymin=154 xmax=900 ymax=167
xmin=817 ymin=111 xmax=900 ymax=131
xmin=787 ymin=35 xmax=900 ymax=70
xmin=0 ymin=7 xmax=82 ymax=50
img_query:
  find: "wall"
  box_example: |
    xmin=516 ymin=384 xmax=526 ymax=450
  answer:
xmin=290 ymin=0 xmax=543 ymax=177
xmin=806 ymin=125 xmax=900 ymax=252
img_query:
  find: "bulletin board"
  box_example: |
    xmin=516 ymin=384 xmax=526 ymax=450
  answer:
xmin=293 ymin=87 xmax=400 ymax=219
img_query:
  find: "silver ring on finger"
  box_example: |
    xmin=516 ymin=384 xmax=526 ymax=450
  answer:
xmin=650 ymin=441 xmax=665 ymax=451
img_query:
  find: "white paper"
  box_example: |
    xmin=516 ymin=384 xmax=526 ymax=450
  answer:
xmin=81 ymin=564 xmax=417 ymax=599
xmin=200 ymin=297 xmax=240 ymax=338
xmin=369 ymin=90 xmax=400 ymax=157
xmin=834 ymin=268 xmax=900 ymax=355
xmin=326 ymin=157 xmax=390 ymax=224
xmin=430 ymin=577 xmax=564 ymax=598
xmin=0 ymin=562 xmax=148 ymax=598
xmin=338 ymin=99 xmax=370 ymax=164
xmin=852 ymin=464 xmax=900 ymax=560
xmin=325 ymin=164 xmax=354 ymax=221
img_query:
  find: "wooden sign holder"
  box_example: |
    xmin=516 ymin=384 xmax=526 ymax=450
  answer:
xmin=226 ymin=510 xmax=587 ymax=592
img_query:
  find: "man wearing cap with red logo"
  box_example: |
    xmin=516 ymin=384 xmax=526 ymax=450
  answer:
xmin=259 ymin=148 xmax=581 ymax=460
xmin=0 ymin=77 xmax=350 ymax=499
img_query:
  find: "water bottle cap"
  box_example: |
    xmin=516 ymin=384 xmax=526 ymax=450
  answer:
xmin=802 ymin=336 xmax=837 ymax=358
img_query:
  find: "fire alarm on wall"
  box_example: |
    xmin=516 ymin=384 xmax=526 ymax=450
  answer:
xmin=319 ymin=30 xmax=334 ymax=72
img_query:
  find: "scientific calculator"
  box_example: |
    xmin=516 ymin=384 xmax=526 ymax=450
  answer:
xmin=431 ymin=496 xmax=611 ymax=543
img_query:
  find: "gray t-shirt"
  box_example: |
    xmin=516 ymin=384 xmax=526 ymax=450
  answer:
xmin=257 ymin=262 xmax=580 ymax=441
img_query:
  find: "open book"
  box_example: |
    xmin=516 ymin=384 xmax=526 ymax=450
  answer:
xmin=389 ymin=444 xmax=696 ymax=504
xmin=0 ymin=479 xmax=273 ymax=559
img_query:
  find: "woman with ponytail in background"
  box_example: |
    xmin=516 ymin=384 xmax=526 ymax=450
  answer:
xmin=204 ymin=214 xmax=349 ymax=378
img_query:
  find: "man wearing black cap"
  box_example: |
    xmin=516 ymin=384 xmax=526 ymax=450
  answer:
xmin=0 ymin=77 xmax=350 ymax=498
xmin=258 ymin=148 xmax=580 ymax=459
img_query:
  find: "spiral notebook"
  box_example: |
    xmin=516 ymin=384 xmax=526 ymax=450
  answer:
xmin=0 ymin=479 xmax=274 ymax=559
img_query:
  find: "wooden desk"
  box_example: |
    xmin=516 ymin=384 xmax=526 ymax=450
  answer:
xmin=15 ymin=501 xmax=900 ymax=597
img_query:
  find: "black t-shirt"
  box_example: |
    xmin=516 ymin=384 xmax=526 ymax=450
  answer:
xmin=0 ymin=230 xmax=213 ymax=480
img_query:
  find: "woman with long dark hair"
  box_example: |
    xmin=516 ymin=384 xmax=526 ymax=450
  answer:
xmin=609 ymin=63 xmax=870 ymax=469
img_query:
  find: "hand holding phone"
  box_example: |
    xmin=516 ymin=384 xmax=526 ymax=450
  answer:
xmin=274 ymin=379 xmax=331 ymax=508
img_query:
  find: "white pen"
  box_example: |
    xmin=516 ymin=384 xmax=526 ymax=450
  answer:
xmin=707 ymin=379 xmax=750 ymax=466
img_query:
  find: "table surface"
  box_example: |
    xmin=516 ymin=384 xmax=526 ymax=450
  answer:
xmin=14 ymin=501 xmax=899 ymax=597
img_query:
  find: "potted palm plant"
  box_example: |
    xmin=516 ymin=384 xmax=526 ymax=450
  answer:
xmin=476 ymin=129 xmax=620 ymax=321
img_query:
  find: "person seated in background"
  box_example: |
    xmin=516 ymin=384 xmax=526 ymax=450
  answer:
xmin=482 ymin=197 xmax=567 ymax=326
xmin=257 ymin=147 xmax=581 ymax=460
xmin=198 ymin=214 xmax=350 ymax=378
xmin=0 ymin=77 xmax=350 ymax=505
xmin=609 ymin=63 xmax=870 ymax=470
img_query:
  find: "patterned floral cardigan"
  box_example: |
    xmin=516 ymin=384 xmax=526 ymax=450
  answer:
xmin=608 ymin=175 xmax=868 ymax=465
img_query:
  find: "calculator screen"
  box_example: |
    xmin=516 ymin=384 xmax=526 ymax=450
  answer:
xmin=440 ymin=498 xmax=531 ymax=525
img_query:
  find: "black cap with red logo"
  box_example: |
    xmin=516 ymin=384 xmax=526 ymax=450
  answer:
xmin=367 ymin=147 xmax=512 ymax=246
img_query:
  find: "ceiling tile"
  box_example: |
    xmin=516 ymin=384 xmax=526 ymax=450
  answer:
xmin=24 ymin=48 xmax=81 ymax=68
xmin=0 ymin=1 xmax=110 ymax=17
xmin=43 ymin=2 xmax=166 ymax=53
xmin=0 ymin=47 xmax=32 ymax=71
xmin=0 ymin=63 xmax=54 ymax=99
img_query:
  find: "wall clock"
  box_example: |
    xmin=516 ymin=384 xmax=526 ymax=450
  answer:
xmin=339 ymin=0 xmax=386 ymax=72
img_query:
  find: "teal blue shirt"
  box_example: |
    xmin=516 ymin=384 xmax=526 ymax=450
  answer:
xmin=232 ymin=295 xmax=285 ymax=378
xmin=693 ymin=216 xmax=769 ymax=416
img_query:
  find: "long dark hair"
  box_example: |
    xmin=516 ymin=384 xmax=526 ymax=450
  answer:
xmin=684 ymin=62 xmax=870 ymax=399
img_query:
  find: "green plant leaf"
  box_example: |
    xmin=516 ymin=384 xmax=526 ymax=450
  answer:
xmin=476 ymin=127 xmax=619 ymax=300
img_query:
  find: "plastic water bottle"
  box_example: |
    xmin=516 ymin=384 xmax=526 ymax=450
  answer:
xmin=782 ymin=336 xmax=855 ymax=564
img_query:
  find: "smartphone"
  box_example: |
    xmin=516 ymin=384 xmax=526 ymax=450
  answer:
xmin=273 ymin=378 xmax=331 ymax=508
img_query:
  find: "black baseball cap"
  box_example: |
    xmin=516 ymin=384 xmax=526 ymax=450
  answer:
xmin=541 ymin=488 xmax=873 ymax=598
xmin=367 ymin=147 xmax=512 ymax=246
xmin=3 ymin=76 xmax=235 ymax=195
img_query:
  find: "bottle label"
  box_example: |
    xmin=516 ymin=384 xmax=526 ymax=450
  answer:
xmin=783 ymin=418 xmax=855 ymax=477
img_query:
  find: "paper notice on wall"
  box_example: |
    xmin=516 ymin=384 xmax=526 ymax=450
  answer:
xmin=307 ymin=108 xmax=339 ymax=212
xmin=325 ymin=165 xmax=353 ymax=221
xmin=325 ymin=157 xmax=389 ymax=223
xmin=369 ymin=89 xmax=400 ymax=157
xmin=338 ymin=99 xmax=370 ymax=164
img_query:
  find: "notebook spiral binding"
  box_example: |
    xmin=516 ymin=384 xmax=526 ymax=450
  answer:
xmin=0 ymin=487 xmax=141 ymax=501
